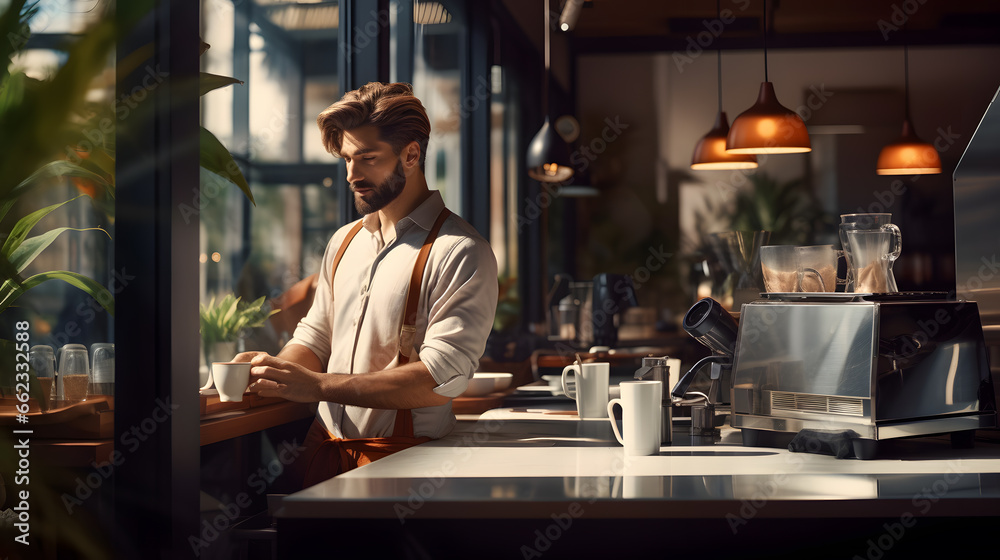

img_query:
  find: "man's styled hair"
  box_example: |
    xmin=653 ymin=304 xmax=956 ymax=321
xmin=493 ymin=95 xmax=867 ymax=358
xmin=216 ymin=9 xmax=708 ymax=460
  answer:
xmin=317 ymin=82 xmax=430 ymax=170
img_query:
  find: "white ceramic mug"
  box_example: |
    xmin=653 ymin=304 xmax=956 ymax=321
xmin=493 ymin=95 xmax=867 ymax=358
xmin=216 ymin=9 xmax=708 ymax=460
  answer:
xmin=607 ymin=380 xmax=662 ymax=456
xmin=561 ymin=362 xmax=610 ymax=418
xmin=207 ymin=362 xmax=252 ymax=402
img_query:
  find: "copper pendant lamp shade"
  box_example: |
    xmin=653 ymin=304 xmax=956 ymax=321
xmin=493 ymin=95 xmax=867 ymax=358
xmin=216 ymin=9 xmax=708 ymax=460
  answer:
xmin=875 ymin=43 xmax=941 ymax=175
xmin=726 ymin=82 xmax=811 ymax=154
xmin=725 ymin=0 xmax=810 ymax=155
xmin=690 ymin=5 xmax=758 ymax=172
xmin=876 ymin=118 xmax=942 ymax=175
xmin=691 ymin=111 xmax=758 ymax=169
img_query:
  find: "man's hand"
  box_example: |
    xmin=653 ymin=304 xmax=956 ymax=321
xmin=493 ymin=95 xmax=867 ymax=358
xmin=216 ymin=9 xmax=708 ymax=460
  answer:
xmin=248 ymin=354 xmax=326 ymax=403
xmin=232 ymin=351 xmax=270 ymax=364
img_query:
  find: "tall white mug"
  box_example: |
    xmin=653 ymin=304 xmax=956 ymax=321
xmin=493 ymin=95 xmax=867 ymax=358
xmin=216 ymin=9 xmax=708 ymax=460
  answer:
xmin=607 ymin=380 xmax=662 ymax=456
xmin=561 ymin=362 xmax=610 ymax=418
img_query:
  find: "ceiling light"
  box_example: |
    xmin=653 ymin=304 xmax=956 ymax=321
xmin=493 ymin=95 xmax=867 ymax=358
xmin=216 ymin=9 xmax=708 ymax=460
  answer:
xmin=527 ymin=0 xmax=573 ymax=183
xmin=726 ymin=0 xmax=811 ymax=155
xmin=558 ymin=0 xmax=585 ymax=32
xmin=414 ymin=1 xmax=452 ymax=25
xmin=692 ymin=111 xmax=759 ymax=169
xmin=876 ymin=43 xmax=941 ymax=175
xmin=692 ymin=0 xmax=758 ymax=170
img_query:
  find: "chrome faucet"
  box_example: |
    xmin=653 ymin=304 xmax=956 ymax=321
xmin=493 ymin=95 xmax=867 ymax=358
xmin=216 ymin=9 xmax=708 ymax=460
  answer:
xmin=634 ymin=356 xmax=672 ymax=444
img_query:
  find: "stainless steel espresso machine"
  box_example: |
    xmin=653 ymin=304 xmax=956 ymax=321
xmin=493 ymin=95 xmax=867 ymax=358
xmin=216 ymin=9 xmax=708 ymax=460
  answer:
xmin=720 ymin=293 xmax=997 ymax=459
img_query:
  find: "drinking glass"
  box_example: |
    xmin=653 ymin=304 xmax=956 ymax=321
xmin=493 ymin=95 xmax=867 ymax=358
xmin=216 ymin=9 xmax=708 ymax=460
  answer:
xmin=58 ymin=344 xmax=90 ymax=403
xmin=760 ymin=245 xmax=799 ymax=292
xmin=761 ymin=245 xmax=844 ymax=293
xmin=795 ymin=245 xmax=843 ymax=293
xmin=843 ymin=230 xmax=893 ymax=293
xmin=29 ymin=345 xmax=56 ymax=406
xmin=90 ymin=343 xmax=115 ymax=396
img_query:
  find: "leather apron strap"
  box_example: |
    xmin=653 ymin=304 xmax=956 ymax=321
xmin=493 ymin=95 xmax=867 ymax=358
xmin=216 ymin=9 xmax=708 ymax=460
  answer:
xmin=302 ymin=208 xmax=451 ymax=486
xmin=330 ymin=220 xmax=366 ymax=282
xmin=397 ymin=207 xmax=452 ymax=367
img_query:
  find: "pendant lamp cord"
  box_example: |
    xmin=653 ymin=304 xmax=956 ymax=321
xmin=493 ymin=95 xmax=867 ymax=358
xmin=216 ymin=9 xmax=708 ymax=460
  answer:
xmin=716 ymin=0 xmax=723 ymax=114
xmin=903 ymin=39 xmax=910 ymax=121
xmin=542 ymin=0 xmax=550 ymax=114
xmin=763 ymin=0 xmax=769 ymax=82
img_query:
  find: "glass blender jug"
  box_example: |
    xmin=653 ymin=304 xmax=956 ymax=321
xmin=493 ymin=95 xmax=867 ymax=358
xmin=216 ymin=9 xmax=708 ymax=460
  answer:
xmin=839 ymin=213 xmax=901 ymax=292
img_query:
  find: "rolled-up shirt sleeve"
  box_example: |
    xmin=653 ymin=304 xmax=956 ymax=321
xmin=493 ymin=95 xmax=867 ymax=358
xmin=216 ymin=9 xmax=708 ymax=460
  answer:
xmin=418 ymin=235 xmax=499 ymax=398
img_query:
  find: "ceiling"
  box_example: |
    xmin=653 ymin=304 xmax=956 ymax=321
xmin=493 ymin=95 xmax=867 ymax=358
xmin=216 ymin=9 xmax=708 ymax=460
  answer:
xmin=565 ymin=0 xmax=1000 ymax=53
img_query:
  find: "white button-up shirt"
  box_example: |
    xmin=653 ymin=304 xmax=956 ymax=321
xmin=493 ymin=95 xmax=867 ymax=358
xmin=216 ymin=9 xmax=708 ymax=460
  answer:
xmin=288 ymin=191 xmax=498 ymax=439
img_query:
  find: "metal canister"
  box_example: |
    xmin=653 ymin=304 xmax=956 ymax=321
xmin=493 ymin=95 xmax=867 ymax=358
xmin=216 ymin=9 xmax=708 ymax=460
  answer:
xmin=634 ymin=356 xmax=672 ymax=444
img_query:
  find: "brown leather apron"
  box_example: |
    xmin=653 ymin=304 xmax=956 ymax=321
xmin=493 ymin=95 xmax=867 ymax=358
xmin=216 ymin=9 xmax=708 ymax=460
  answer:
xmin=300 ymin=207 xmax=452 ymax=487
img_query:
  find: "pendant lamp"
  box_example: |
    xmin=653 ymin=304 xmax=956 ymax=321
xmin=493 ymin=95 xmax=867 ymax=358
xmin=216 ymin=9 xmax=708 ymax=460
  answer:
xmin=691 ymin=0 xmax=758 ymax=170
xmin=876 ymin=43 xmax=941 ymax=175
xmin=726 ymin=0 xmax=810 ymax=154
xmin=527 ymin=0 xmax=573 ymax=183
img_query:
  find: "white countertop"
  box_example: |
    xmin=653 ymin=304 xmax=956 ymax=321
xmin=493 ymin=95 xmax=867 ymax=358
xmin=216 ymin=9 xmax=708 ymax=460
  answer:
xmin=279 ymin=401 xmax=1000 ymax=520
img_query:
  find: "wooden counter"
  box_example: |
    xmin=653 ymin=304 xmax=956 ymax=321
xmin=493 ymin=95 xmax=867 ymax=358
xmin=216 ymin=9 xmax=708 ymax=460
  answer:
xmin=2 ymin=392 xmax=314 ymax=466
xmin=200 ymin=399 xmax=315 ymax=446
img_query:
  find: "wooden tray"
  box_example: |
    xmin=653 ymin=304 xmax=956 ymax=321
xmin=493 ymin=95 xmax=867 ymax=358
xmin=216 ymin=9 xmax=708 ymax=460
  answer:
xmin=0 ymin=395 xmax=114 ymax=439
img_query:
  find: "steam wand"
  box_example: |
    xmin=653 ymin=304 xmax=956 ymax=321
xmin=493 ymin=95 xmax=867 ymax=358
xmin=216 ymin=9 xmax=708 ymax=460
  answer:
xmin=671 ymin=355 xmax=732 ymax=443
xmin=671 ymin=354 xmax=731 ymax=404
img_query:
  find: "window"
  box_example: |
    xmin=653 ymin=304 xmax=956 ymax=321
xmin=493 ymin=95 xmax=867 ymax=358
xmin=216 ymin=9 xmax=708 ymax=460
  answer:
xmin=199 ymin=0 xmax=342 ymax=361
xmin=412 ymin=1 xmax=464 ymax=213
xmin=2 ymin=12 xmax=116 ymax=355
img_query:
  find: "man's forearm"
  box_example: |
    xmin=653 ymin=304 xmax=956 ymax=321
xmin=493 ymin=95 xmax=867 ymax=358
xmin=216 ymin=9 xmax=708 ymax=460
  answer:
xmin=319 ymin=361 xmax=451 ymax=409
xmin=277 ymin=342 xmax=324 ymax=372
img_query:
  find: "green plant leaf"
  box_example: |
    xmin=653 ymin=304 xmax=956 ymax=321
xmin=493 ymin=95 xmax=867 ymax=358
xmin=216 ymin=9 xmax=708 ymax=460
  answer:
xmin=1 ymin=270 xmax=114 ymax=316
xmin=222 ymin=296 xmax=241 ymax=325
xmin=6 ymin=160 xmax=113 ymax=208
xmin=78 ymin=147 xmax=116 ymax=191
xmin=200 ymin=126 xmax=254 ymax=206
xmin=2 ymin=194 xmax=89 ymax=257
xmin=9 ymin=226 xmax=109 ymax=274
xmin=0 ymin=252 xmax=22 ymax=283
xmin=0 ymin=69 xmax=26 ymax=114
xmin=200 ymin=72 xmax=243 ymax=97
xmin=199 ymin=293 xmax=276 ymax=345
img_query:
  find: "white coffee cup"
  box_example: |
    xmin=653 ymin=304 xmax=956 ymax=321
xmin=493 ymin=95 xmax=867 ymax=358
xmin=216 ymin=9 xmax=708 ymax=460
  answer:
xmin=561 ymin=362 xmax=610 ymax=418
xmin=607 ymin=380 xmax=662 ymax=456
xmin=207 ymin=362 xmax=252 ymax=402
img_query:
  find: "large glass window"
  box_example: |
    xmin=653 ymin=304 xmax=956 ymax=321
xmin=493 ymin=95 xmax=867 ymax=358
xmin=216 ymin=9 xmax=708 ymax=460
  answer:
xmin=489 ymin=63 xmax=522 ymax=331
xmin=412 ymin=0 xmax=463 ymax=213
xmin=199 ymin=0 xmax=341 ymax=362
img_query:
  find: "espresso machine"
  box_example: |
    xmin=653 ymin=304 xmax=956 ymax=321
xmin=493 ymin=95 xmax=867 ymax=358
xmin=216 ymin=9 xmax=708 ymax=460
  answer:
xmin=724 ymin=293 xmax=996 ymax=459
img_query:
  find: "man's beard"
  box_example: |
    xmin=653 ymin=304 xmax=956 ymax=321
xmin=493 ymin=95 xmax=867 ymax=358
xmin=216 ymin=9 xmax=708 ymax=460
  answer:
xmin=351 ymin=160 xmax=406 ymax=214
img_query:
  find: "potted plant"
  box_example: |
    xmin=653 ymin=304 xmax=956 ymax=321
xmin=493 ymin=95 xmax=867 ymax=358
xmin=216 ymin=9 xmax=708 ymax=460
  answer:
xmin=199 ymin=294 xmax=278 ymax=372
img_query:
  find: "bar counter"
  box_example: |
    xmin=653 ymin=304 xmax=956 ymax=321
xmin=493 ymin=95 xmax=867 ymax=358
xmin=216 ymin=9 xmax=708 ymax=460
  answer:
xmin=276 ymin=400 xmax=1000 ymax=556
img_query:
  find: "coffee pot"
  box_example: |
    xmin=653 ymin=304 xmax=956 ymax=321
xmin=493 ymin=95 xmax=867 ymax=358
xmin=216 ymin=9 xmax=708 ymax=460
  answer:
xmin=839 ymin=213 xmax=901 ymax=292
xmin=591 ymin=273 xmax=638 ymax=348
